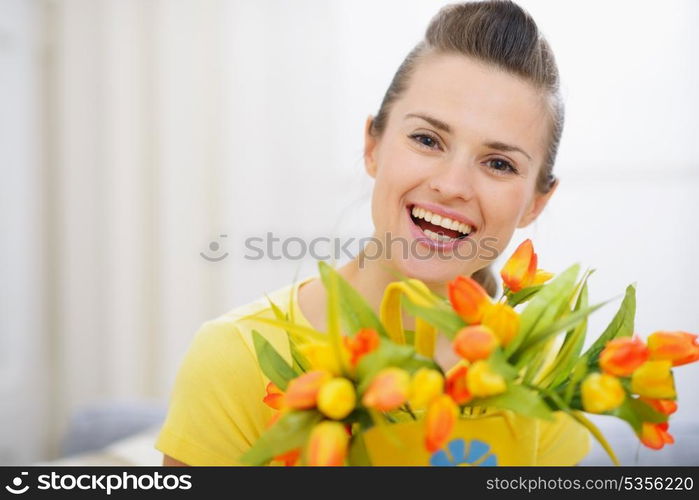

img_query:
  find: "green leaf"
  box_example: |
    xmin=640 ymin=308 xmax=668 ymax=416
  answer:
xmin=504 ymin=264 xmax=580 ymax=359
xmin=252 ymin=330 xmax=298 ymax=391
xmin=611 ymin=396 xmax=667 ymax=434
xmin=289 ymin=340 xmax=311 ymax=373
xmin=239 ymin=410 xmax=323 ymax=465
xmin=400 ymin=294 xmax=466 ymax=340
xmin=514 ymin=300 xmax=611 ymax=365
xmin=581 ymin=283 xmax=636 ymax=368
xmin=487 ymin=347 xmax=519 ymax=381
xmin=318 ymin=260 xmax=388 ymax=338
xmin=539 ymin=274 xmax=591 ymax=389
xmin=467 ymin=384 xmax=554 ymax=421
xmin=506 ymin=285 xmax=544 ymax=307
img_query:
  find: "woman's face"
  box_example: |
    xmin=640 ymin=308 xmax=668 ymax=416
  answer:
xmin=364 ymin=52 xmax=557 ymax=286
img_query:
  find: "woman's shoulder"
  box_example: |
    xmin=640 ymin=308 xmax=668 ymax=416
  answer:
xmin=189 ymin=281 xmax=300 ymax=369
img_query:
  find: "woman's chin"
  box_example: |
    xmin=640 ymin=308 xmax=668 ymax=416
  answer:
xmin=390 ymin=256 xmax=477 ymax=288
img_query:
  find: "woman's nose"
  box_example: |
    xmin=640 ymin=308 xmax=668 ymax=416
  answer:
xmin=427 ymin=159 xmax=477 ymax=202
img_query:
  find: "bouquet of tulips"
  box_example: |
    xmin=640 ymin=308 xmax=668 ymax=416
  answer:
xmin=239 ymin=240 xmax=699 ymax=466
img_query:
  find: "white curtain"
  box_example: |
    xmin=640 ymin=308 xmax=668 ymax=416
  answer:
xmin=1 ymin=0 xmax=697 ymax=464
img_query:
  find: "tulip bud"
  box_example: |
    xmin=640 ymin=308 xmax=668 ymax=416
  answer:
xmin=298 ymin=343 xmax=343 ymax=376
xmin=640 ymin=421 xmax=674 ymax=450
xmin=638 ymin=396 xmax=678 ymax=416
xmin=262 ymin=381 xmax=285 ymax=410
xmin=481 ymin=303 xmax=519 ymax=346
xmin=408 ymin=368 xmax=444 ymax=410
xmin=581 ymin=372 xmax=625 ymax=413
xmin=344 ymin=328 xmax=380 ymax=367
xmin=284 ymin=370 xmax=332 ymax=409
xmin=445 ymin=363 xmax=472 ymax=405
xmin=306 ymin=421 xmax=349 ymax=466
xmin=362 ymin=368 xmax=410 ymax=411
xmin=500 ymin=239 xmax=538 ymax=292
xmin=466 ymin=360 xmax=507 ymax=398
xmin=647 ymin=331 xmax=699 ymax=367
xmin=424 ymin=395 xmax=458 ymax=453
xmin=631 ymin=360 xmax=676 ymax=399
xmin=599 ymin=336 xmax=649 ymax=377
xmin=453 ymin=325 xmax=499 ymax=362
xmin=447 ymin=276 xmax=491 ymax=324
xmin=317 ymin=378 xmax=356 ymax=420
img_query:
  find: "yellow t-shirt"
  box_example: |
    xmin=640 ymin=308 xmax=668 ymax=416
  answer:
xmin=155 ymin=276 xmax=591 ymax=466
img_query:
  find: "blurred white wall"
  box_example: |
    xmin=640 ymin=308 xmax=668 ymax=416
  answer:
xmin=0 ymin=0 xmax=697 ymax=464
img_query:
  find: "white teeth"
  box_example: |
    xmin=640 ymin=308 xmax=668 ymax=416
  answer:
xmin=423 ymin=229 xmax=457 ymax=242
xmin=410 ymin=205 xmax=473 ymax=235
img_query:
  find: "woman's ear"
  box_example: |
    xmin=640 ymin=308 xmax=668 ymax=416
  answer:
xmin=364 ymin=115 xmax=378 ymax=178
xmin=517 ymin=178 xmax=559 ymax=228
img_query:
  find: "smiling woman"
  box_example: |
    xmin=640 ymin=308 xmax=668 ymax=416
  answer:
xmin=157 ymin=0 xmax=589 ymax=466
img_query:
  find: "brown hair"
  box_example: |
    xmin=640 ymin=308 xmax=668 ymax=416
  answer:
xmin=369 ymin=0 xmax=562 ymax=297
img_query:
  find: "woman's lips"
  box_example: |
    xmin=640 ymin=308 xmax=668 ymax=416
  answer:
xmin=405 ymin=205 xmax=474 ymax=251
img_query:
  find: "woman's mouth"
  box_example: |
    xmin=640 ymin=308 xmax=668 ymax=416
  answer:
xmin=407 ymin=204 xmax=474 ymax=246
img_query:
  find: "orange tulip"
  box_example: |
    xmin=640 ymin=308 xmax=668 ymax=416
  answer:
xmin=284 ymin=370 xmax=332 ymax=410
xmin=275 ymin=448 xmax=301 ymax=467
xmin=640 ymin=421 xmax=674 ymax=450
xmin=445 ymin=363 xmax=472 ymax=405
xmin=481 ymin=302 xmax=520 ymax=346
xmin=263 ymin=382 xmax=285 ymax=410
xmin=344 ymin=328 xmax=380 ymax=367
xmin=500 ymin=239 xmax=538 ymax=292
xmin=631 ymin=360 xmax=676 ymax=399
xmin=424 ymin=395 xmax=459 ymax=453
xmin=639 ymin=396 xmax=678 ymax=416
xmin=453 ymin=325 xmax=499 ymax=362
xmin=306 ymin=421 xmax=349 ymax=466
xmin=361 ymin=368 xmax=410 ymax=411
xmin=448 ymin=275 xmax=491 ymax=324
xmin=647 ymin=331 xmax=699 ymax=367
xmin=599 ymin=336 xmax=649 ymax=377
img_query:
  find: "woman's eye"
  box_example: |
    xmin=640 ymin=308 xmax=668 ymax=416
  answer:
xmin=486 ymin=158 xmax=519 ymax=175
xmin=409 ymin=133 xmax=442 ymax=150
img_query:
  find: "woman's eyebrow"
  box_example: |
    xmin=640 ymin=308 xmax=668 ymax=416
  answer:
xmin=404 ymin=112 xmax=532 ymax=161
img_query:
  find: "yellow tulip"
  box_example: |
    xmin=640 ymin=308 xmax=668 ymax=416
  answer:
xmin=298 ymin=343 xmax=344 ymax=376
xmin=362 ymin=367 xmax=410 ymax=411
xmin=532 ymin=269 xmax=554 ymax=285
xmin=408 ymin=368 xmax=444 ymax=410
xmin=306 ymin=421 xmax=349 ymax=466
xmin=481 ymin=302 xmax=520 ymax=346
xmin=631 ymin=360 xmax=676 ymax=399
xmin=581 ymin=372 xmax=625 ymax=413
xmin=466 ymin=360 xmax=506 ymax=398
xmin=317 ymin=378 xmax=356 ymax=420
